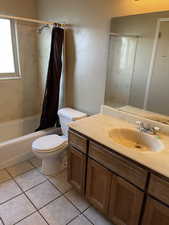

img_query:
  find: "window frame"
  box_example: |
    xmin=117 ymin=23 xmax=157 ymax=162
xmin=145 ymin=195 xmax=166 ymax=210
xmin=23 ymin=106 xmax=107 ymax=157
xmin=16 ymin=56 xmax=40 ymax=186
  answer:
xmin=0 ymin=18 xmax=21 ymax=80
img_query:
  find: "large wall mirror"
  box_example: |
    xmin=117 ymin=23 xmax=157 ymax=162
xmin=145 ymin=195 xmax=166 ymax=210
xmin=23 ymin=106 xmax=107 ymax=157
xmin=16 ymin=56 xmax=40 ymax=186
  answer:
xmin=105 ymin=11 xmax=169 ymax=125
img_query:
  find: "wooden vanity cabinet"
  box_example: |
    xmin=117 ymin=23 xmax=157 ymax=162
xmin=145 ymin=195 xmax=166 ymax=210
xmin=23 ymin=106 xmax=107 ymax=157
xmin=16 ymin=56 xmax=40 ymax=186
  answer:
xmin=67 ymin=146 xmax=86 ymax=194
xmin=108 ymin=176 xmax=144 ymax=225
xmin=86 ymin=158 xmax=112 ymax=215
xmin=141 ymin=174 xmax=169 ymax=225
xmin=68 ymin=131 xmax=87 ymax=195
xmin=67 ymin=129 xmax=169 ymax=225
xmin=85 ymin=158 xmax=144 ymax=225
xmin=142 ymin=197 xmax=169 ymax=225
xmin=89 ymin=141 xmax=148 ymax=190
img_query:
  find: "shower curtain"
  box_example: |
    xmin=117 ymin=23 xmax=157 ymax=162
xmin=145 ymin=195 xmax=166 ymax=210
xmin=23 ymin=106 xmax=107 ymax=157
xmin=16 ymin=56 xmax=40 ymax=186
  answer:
xmin=36 ymin=26 xmax=64 ymax=131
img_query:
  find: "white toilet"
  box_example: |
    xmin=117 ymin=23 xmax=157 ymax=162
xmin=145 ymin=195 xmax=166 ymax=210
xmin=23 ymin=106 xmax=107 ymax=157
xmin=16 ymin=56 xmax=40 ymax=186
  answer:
xmin=32 ymin=108 xmax=87 ymax=175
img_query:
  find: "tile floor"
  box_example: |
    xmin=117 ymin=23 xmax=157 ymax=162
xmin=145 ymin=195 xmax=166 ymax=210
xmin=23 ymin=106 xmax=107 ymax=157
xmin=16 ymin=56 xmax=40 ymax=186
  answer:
xmin=0 ymin=158 xmax=113 ymax=225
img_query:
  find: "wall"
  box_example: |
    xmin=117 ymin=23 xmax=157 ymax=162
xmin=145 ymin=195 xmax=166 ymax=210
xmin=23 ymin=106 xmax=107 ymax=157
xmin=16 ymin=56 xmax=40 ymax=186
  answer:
xmin=36 ymin=0 xmax=169 ymax=115
xmin=110 ymin=0 xmax=169 ymax=17
xmin=0 ymin=0 xmax=40 ymax=123
xmin=0 ymin=0 xmax=37 ymax=18
xmin=37 ymin=0 xmax=116 ymax=115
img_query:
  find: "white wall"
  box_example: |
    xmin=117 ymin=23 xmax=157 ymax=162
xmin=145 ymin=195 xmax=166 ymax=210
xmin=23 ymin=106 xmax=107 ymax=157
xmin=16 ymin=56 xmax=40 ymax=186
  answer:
xmin=36 ymin=0 xmax=169 ymax=115
xmin=0 ymin=0 xmax=37 ymax=18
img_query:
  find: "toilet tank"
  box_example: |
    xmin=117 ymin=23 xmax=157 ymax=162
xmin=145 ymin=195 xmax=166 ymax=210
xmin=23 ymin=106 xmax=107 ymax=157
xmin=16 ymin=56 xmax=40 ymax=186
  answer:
xmin=58 ymin=108 xmax=87 ymax=136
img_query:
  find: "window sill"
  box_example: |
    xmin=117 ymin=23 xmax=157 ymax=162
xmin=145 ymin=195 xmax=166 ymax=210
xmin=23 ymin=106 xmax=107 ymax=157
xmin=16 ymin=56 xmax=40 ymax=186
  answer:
xmin=0 ymin=75 xmax=22 ymax=80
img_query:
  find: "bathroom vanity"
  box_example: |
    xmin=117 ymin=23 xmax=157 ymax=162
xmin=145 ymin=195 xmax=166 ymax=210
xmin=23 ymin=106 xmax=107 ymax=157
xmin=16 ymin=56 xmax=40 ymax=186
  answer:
xmin=67 ymin=113 xmax=169 ymax=225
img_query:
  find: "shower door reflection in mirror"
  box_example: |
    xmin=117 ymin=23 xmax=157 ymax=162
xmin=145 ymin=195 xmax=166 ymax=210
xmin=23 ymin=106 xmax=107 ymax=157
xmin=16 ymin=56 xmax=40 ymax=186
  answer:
xmin=105 ymin=35 xmax=138 ymax=107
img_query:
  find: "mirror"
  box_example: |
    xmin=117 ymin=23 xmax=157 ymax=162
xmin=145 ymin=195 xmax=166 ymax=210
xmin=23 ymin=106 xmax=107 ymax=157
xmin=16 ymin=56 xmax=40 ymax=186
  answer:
xmin=105 ymin=11 xmax=169 ymax=125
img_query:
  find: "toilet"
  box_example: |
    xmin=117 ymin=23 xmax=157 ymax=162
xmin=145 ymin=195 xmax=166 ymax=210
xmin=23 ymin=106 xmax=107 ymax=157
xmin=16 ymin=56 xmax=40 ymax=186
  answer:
xmin=32 ymin=108 xmax=87 ymax=175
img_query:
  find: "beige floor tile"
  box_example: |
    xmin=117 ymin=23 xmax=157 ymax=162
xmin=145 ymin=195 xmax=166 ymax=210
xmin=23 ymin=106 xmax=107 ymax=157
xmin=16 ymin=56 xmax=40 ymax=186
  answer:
xmin=69 ymin=215 xmax=92 ymax=225
xmin=40 ymin=196 xmax=80 ymax=225
xmin=6 ymin=161 xmax=34 ymax=177
xmin=29 ymin=157 xmax=42 ymax=168
xmin=84 ymin=207 xmax=112 ymax=225
xmin=16 ymin=212 xmax=48 ymax=225
xmin=0 ymin=194 xmax=36 ymax=225
xmin=0 ymin=179 xmax=22 ymax=204
xmin=26 ymin=180 xmax=62 ymax=209
xmin=65 ymin=189 xmax=89 ymax=212
xmin=15 ymin=169 xmax=46 ymax=191
xmin=48 ymin=170 xmax=72 ymax=193
xmin=0 ymin=169 xmax=11 ymax=183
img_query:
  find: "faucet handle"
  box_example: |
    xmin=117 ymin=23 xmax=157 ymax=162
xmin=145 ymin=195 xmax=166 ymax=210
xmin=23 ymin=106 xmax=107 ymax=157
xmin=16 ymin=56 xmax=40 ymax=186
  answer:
xmin=136 ymin=121 xmax=142 ymax=125
xmin=154 ymin=127 xmax=160 ymax=132
xmin=136 ymin=121 xmax=144 ymax=127
xmin=150 ymin=126 xmax=160 ymax=135
xmin=136 ymin=121 xmax=144 ymax=131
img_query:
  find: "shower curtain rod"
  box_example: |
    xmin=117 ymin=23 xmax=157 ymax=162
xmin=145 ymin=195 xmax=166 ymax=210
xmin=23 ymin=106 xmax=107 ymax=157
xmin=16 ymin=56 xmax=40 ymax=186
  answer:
xmin=0 ymin=14 xmax=65 ymax=27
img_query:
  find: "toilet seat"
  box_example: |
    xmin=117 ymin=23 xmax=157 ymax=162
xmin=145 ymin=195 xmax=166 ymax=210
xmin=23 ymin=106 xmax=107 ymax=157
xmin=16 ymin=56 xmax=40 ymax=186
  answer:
xmin=32 ymin=134 xmax=68 ymax=153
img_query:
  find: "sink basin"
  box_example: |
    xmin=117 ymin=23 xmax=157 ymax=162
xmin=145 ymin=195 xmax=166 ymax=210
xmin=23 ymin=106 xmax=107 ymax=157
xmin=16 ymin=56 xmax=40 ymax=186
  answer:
xmin=109 ymin=128 xmax=164 ymax=152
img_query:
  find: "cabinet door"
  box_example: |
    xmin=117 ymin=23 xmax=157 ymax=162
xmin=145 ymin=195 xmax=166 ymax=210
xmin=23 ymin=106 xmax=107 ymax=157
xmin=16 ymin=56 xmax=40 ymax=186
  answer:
xmin=108 ymin=176 xmax=144 ymax=225
xmin=67 ymin=146 xmax=86 ymax=194
xmin=86 ymin=159 xmax=112 ymax=215
xmin=142 ymin=197 xmax=169 ymax=225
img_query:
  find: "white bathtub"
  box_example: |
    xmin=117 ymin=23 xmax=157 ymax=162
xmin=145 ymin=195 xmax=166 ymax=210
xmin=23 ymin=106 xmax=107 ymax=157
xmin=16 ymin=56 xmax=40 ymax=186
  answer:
xmin=0 ymin=115 xmax=58 ymax=169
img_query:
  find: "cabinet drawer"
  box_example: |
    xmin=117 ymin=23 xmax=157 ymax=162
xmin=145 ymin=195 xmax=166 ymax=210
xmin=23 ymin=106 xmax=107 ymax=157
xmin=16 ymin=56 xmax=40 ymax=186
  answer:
xmin=89 ymin=141 xmax=148 ymax=189
xmin=68 ymin=130 xmax=87 ymax=153
xmin=148 ymin=174 xmax=169 ymax=206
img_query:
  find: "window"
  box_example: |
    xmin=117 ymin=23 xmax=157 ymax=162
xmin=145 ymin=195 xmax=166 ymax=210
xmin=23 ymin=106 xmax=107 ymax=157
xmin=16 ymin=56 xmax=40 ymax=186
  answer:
xmin=0 ymin=18 xmax=20 ymax=79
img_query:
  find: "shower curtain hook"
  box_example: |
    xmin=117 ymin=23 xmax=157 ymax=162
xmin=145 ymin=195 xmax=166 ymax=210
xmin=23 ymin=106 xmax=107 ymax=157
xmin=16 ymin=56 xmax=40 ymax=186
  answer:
xmin=53 ymin=23 xmax=59 ymax=28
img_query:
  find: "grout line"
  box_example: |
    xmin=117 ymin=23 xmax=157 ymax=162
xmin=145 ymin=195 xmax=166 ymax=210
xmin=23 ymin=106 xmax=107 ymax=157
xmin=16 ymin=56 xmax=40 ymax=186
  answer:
xmin=37 ymin=193 xmax=64 ymax=211
xmin=4 ymin=168 xmax=15 ymax=179
xmin=82 ymin=211 xmax=95 ymax=225
xmin=64 ymin=194 xmax=84 ymax=213
xmin=63 ymin=195 xmax=91 ymax=225
xmin=13 ymin=211 xmax=37 ymax=225
xmin=66 ymin=214 xmax=80 ymax=225
xmin=37 ymin=211 xmax=50 ymax=225
xmin=0 ymin=193 xmax=23 ymax=206
xmin=41 ymin=170 xmax=94 ymax=224
xmin=1 ymin=162 xmax=95 ymax=225
xmin=0 ymin=217 xmax=5 ymax=225
xmin=45 ymin=175 xmax=71 ymax=194
xmin=3 ymin=169 xmax=40 ymax=225
xmin=28 ymin=159 xmax=41 ymax=169
xmin=65 ymin=206 xmax=93 ymax=225
xmin=6 ymin=167 xmax=37 ymax=180
xmin=20 ymin=179 xmax=47 ymax=193
xmin=5 ymin=162 xmax=36 ymax=179
xmin=22 ymin=192 xmax=50 ymax=225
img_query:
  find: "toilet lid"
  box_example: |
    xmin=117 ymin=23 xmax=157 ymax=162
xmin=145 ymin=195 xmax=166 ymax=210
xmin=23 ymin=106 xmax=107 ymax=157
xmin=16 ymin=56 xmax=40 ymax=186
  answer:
xmin=32 ymin=135 xmax=68 ymax=153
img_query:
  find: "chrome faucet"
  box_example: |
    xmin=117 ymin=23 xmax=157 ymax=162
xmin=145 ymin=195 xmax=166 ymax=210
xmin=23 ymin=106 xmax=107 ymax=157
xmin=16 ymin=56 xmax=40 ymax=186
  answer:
xmin=136 ymin=121 xmax=160 ymax=135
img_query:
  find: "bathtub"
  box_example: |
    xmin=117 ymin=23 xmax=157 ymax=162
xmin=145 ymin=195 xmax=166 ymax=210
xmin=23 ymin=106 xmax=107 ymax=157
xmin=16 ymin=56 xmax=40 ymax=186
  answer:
xmin=0 ymin=115 xmax=58 ymax=169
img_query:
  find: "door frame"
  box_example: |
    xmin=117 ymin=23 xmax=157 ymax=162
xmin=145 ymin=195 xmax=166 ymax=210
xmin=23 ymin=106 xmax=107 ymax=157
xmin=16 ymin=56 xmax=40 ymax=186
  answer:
xmin=144 ymin=18 xmax=169 ymax=110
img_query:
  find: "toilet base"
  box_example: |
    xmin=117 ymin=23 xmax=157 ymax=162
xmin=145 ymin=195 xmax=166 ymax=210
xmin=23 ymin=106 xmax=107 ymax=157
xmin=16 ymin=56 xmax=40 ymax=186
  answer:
xmin=41 ymin=154 xmax=66 ymax=176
